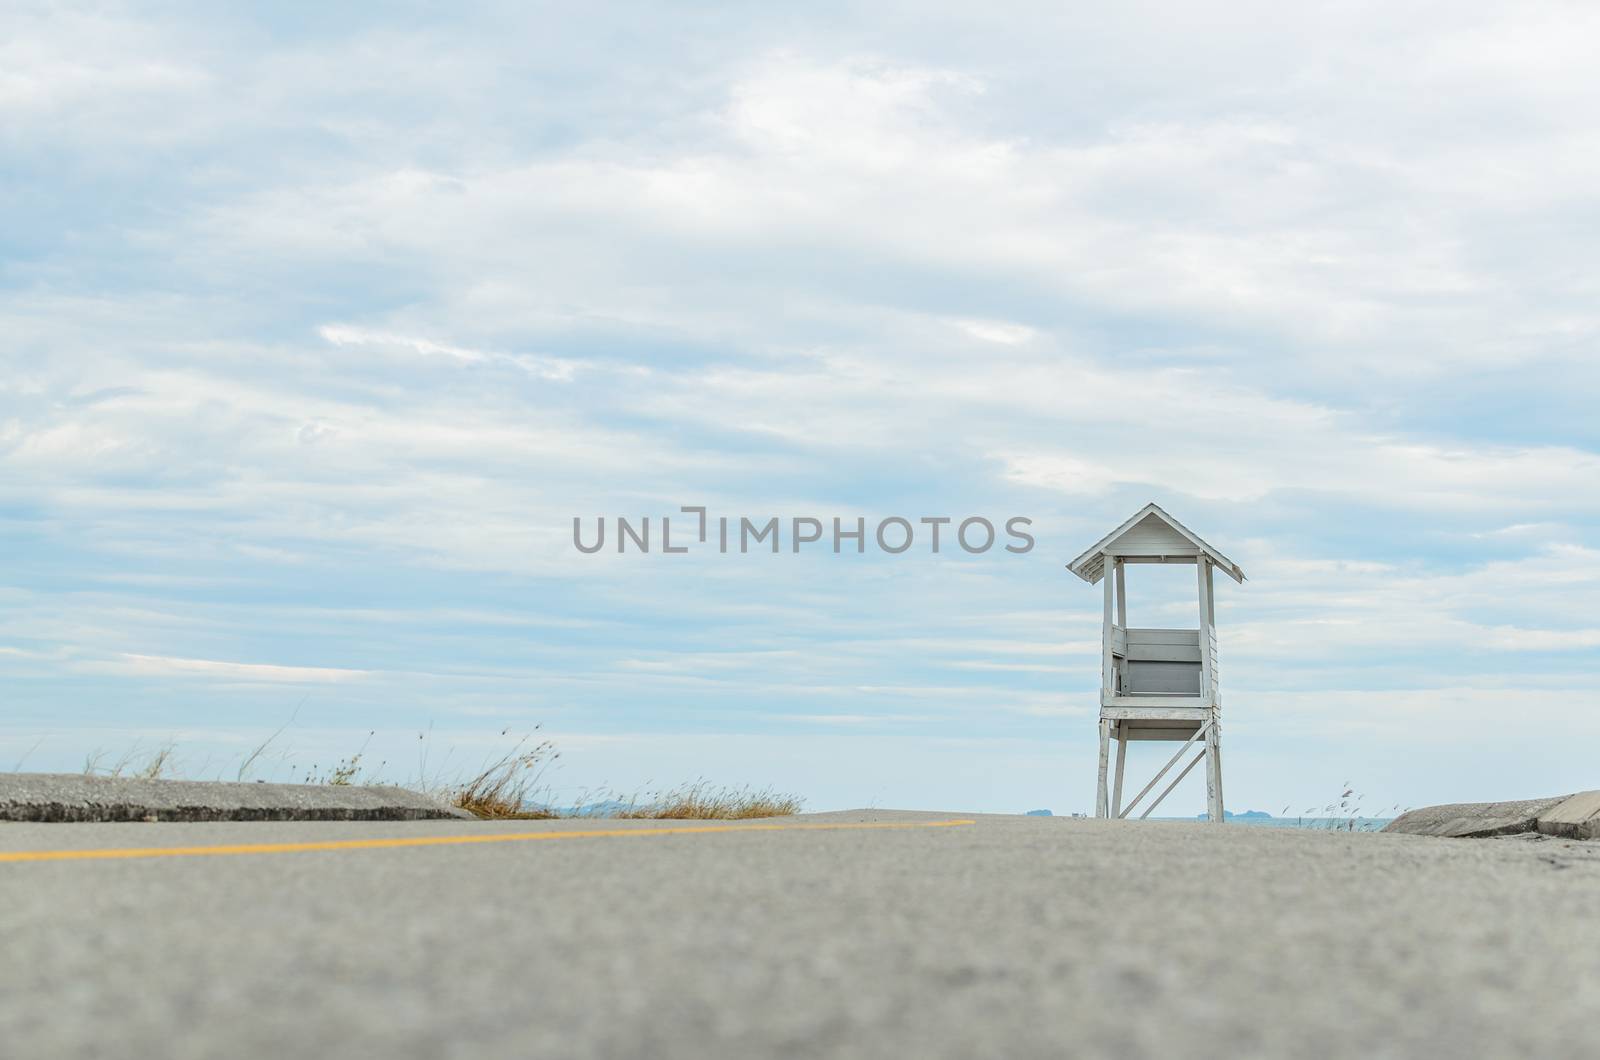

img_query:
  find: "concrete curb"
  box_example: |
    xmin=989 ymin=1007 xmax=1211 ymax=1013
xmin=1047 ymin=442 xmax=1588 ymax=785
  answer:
xmin=0 ymin=773 xmax=472 ymax=823
xmin=1536 ymin=791 xmax=1600 ymax=840
xmin=1383 ymin=792 xmax=1600 ymax=839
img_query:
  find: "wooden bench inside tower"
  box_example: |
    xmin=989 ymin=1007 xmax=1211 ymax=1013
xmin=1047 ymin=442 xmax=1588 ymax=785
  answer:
xmin=1116 ymin=626 xmax=1207 ymax=697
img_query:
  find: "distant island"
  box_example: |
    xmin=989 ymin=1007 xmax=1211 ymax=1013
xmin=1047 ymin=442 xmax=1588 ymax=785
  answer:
xmin=1195 ymin=809 xmax=1272 ymax=820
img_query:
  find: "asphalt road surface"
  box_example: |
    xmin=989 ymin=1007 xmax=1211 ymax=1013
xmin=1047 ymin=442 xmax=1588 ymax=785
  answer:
xmin=4 ymin=810 xmax=1599 ymax=1059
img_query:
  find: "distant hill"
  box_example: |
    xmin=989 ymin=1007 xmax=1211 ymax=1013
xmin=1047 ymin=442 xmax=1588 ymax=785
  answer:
xmin=1195 ymin=809 xmax=1272 ymax=819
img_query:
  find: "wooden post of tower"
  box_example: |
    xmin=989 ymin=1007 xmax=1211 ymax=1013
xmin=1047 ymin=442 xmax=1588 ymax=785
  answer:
xmin=1066 ymin=504 xmax=1245 ymax=823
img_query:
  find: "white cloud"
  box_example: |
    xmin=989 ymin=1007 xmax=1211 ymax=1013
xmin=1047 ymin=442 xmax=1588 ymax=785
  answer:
xmin=1483 ymin=627 xmax=1600 ymax=652
xmin=100 ymin=653 xmax=369 ymax=683
xmin=318 ymin=324 xmax=577 ymax=381
xmin=954 ymin=319 xmax=1036 ymax=345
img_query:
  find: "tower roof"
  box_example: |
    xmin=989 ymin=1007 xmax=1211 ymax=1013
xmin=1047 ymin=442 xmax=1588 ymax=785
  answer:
xmin=1066 ymin=503 xmax=1245 ymax=585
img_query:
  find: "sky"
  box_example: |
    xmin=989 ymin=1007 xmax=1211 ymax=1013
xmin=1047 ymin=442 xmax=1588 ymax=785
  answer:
xmin=3 ymin=2 xmax=1599 ymax=816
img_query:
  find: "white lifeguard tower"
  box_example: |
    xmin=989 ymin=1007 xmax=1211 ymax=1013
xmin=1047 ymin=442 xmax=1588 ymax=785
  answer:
xmin=1067 ymin=503 xmax=1245 ymax=822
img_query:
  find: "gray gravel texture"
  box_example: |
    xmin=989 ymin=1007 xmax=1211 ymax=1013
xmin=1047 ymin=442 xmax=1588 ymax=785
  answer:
xmin=0 ymin=772 xmax=469 ymax=822
xmin=5 ymin=810 xmax=1600 ymax=1059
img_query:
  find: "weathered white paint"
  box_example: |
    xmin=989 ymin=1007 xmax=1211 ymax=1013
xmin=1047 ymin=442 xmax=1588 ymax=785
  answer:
xmin=1111 ymin=512 xmax=1195 ymax=555
xmin=1101 ymin=556 xmax=1115 ymax=699
xmin=1100 ymin=706 xmax=1209 ymax=721
xmin=1095 ymin=718 xmax=1111 ymax=819
xmin=1114 ymin=558 xmax=1127 ymax=628
xmin=1205 ymin=719 xmax=1224 ymax=820
xmin=1205 ymin=560 xmax=1217 ymax=627
xmin=1077 ymin=505 xmax=1241 ymax=823
xmin=1112 ymin=734 xmax=1128 ymax=818
xmin=1118 ymin=719 xmax=1213 ymax=820
xmin=1102 ymin=695 xmax=1211 ymax=709
xmin=1118 ymin=725 xmax=1214 ymax=742
xmin=1196 ymin=558 xmax=1214 ymax=709
xmin=1067 ymin=502 xmax=1246 ymax=585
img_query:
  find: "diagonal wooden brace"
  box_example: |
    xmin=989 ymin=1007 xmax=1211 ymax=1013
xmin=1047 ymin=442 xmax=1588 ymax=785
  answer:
xmin=1117 ymin=719 xmax=1213 ymax=820
xmin=1139 ymin=748 xmax=1208 ymax=820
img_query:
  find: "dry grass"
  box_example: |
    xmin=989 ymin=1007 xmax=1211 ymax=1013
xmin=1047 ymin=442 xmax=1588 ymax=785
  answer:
xmin=612 ymin=781 xmax=804 ymax=820
xmin=68 ymin=724 xmax=803 ymax=822
xmin=298 ymin=731 xmax=385 ymax=786
xmin=1286 ymin=783 xmax=1407 ymax=831
xmin=237 ymin=699 xmax=303 ymax=781
xmin=445 ymin=733 xmax=561 ymax=819
xmin=428 ymin=732 xmax=803 ymax=820
xmin=83 ymin=742 xmax=177 ymax=780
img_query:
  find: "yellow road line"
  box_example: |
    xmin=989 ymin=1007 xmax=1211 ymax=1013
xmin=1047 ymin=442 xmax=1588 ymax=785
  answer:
xmin=0 ymin=818 xmax=976 ymax=864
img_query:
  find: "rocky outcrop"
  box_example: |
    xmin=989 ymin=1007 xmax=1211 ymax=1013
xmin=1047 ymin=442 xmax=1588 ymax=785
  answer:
xmin=1383 ymin=793 xmax=1600 ymax=839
